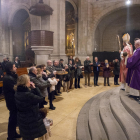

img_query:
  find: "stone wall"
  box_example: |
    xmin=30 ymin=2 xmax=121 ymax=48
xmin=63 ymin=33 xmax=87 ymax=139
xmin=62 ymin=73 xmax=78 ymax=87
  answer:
xmin=1 ymin=0 xmax=140 ymax=64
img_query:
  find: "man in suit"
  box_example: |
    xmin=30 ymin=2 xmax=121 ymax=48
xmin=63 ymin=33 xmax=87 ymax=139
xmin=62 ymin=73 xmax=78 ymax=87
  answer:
xmin=14 ymin=57 xmax=21 ymax=68
xmin=93 ymin=57 xmax=101 ymax=86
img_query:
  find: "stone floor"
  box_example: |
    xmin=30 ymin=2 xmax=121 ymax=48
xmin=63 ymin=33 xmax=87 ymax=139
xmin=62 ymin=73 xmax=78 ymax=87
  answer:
xmin=0 ymin=77 xmax=119 ymax=140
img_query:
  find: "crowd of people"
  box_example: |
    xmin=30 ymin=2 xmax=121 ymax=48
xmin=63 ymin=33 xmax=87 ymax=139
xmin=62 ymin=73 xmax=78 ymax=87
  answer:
xmin=2 ymin=34 xmax=140 ymax=140
xmin=1 ymin=54 xmax=122 ymax=140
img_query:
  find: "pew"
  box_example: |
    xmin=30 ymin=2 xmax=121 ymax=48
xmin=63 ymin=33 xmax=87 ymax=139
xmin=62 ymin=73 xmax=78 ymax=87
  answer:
xmin=0 ymin=81 xmax=3 ymax=87
xmin=0 ymin=68 xmax=28 ymax=87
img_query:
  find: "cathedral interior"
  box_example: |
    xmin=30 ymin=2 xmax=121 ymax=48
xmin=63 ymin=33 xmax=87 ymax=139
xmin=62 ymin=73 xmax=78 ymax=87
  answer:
xmin=0 ymin=0 xmax=140 ymax=140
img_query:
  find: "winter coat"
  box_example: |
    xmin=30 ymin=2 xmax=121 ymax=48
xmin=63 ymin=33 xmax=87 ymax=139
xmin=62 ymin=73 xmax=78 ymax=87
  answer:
xmin=84 ymin=60 xmax=92 ymax=74
xmin=37 ymin=75 xmax=48 ymax=97
xmin=3 ymin=72 xmax=18 ymax=111
xmin=63 ymin=69 xmax=70 ymax=82
xmin=74 ymin=61 xmax=82 ymax=79
xmin=68 ymin=64 xmax=75 ymax=78
xmin=28 ymin=72 xmax=51 ymax=92
xmin=15 ymin=86 xmax=46 ymax=139
xmin=93 ymin=61 xmax=101 ymax=72
xmin=113 ymin=61 xmax=120 ymax=75
xmin=103 ymin=66 xmax=111 ymax=78
xmin=0 ymin=69 xmax=4 ymax=81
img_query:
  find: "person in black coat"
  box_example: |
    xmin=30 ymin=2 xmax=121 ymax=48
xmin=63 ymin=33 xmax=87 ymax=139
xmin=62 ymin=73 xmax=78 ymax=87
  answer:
xmin=68 ymin=56 xmax=75 ymax=66
xmin=1 ymin=58 xmax=8 ymax=72
xmin=63 ymin=64 xmax=71 ymax=92
xmin=74 ymin=57 xmax=82 ymax=88
xmin=113 ymin=59 xmax=120 ymax=85
xmin=59 ymin=59 xmax=64 ymax=68
xmin=14 ymin=57 xmax=21 ymax=68
xmin=93 ymin=57 xmax=101 ymax=86
xmin=0 ymin=63 xmax=4 ymax=94
xmin=3 ymin=62 xmax=21 ymax=140
xmin=14 ymin=74 xmax=46 ymax=140
xmin=84 ymin=56 xmax=93 ymax=87
xmin=68 ymin=60 xmax=75 ymax=89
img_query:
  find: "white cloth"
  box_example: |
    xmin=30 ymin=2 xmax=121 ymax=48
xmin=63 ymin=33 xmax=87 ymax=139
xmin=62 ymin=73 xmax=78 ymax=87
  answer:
xmin=43 ymin=118 xmax=52 ymax=139
xmin=121 ymin=83 xmax=125 ymax=89
xmin=48 ymin=78 xmax=58 ymax=92
xmin=129 ymin=88 xmax=139 ymax=97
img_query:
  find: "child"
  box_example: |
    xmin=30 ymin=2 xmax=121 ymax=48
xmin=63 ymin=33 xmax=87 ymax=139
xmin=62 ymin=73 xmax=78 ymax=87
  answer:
xmin=103 ymin=59 xmax=111 ymax=86
xmin=39 ymin=108 xmax=53 ymax=140
xmin=63 ymin=64 xmax=70 ymax=92
xmin=48 ymin=75 xmax=59 ymax=110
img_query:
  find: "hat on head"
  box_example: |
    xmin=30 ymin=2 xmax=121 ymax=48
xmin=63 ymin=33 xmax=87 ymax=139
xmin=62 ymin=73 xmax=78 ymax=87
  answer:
xmin=122 ymin=33 xmax=130 ymax=43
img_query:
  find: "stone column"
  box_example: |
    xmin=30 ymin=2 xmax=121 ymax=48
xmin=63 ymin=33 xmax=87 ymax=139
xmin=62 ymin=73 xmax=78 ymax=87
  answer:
xmin=9 ymin=27 xmax=13 ymax=61
xmin=32 ymin=46 xmax=53 ymax=65
xmin=59 ymin=0 xmax=67 ymax=62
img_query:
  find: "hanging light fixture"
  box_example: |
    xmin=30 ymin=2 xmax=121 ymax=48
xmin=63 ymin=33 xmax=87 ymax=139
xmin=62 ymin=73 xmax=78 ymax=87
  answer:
xmin=126 ymin=0 xmax=131 ymax=5
xmin=29 ymin=0 xmax=53 ymax=16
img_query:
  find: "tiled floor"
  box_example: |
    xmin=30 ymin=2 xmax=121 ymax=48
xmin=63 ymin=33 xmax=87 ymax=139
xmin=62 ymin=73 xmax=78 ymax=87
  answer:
xmin=0 ymin=77 xmax=119 ymax=140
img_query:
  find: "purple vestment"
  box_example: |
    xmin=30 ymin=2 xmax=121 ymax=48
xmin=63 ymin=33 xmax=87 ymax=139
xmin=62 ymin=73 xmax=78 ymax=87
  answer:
xmin=126 ymin=47 xmax=140 ymax=90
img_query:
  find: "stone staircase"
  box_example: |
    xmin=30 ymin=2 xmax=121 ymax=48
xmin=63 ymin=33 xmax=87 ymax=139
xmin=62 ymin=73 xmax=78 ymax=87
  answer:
xmin=76 ymin=87 xmax=140 ymax=140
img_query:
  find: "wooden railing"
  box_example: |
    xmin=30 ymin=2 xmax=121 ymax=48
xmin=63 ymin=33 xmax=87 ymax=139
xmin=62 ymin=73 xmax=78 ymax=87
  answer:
xmin=0 ymin=68 xmax=28 ymax=87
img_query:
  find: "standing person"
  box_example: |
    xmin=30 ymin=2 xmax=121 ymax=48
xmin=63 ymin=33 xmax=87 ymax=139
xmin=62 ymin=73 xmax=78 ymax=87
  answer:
xmin=53 ymin=60 xmax=65 ymax=94
xmin=0 ymin=63 xmax=4 ymax=94
xmin=63 ymin=64 xmax=70 ymax=92
xmin=2 ymin=57 xmax=8 ymax=72
xmin=126 ymin=39 xmax=140 ymax=102
xmin=68 ymin=60 xmax=75 ymax=89
xmin=14 ymin=75 xmax=47 ymax=140
xmin=74 ymin=57 xmax=82 ymax=89
xmin=59 ymin=59 xmax=64 ymax=68
xmin=68 ymin=56 xmax=75 ymax=65
xmin=119 ymin=33 xmax=133 ymax=90
xmin=84 ymin=56 xmax=93 ymax=87
xmin=113 ymin=59 xmax=120 ymax=85
xmin=103 ymin=59 xmax=111 ymax=86
xmin=93 ymin=57 xmax=101 ymax=86
xmin=3 ymin=62 xmax=21 ymax=140
xmin=14 ymin=57 xmax=21 ymax=68
xmin=28 ymin=67 xmax=51 ymax=108
xmin=48 ymin=75 xmax=59 ymax=110
xmin=39 ymin=108 xmax=53 ymax=140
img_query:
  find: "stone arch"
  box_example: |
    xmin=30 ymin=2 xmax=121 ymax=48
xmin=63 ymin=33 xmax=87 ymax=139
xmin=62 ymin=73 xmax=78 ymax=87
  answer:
xmin=92 ymin=0 xmax=140 ymax=48
xmin=8 ymin=3 xmax=30 ymax=27
xmin=66 ymin=0 xmax=78 ymax=15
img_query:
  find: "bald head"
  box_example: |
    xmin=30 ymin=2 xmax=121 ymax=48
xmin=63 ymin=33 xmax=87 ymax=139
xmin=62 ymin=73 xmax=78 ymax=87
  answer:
xmin=47 ymin=60 xmax=52 ymax=66
xmin=86 ymin=56 xmax=90 ymax=61
xmin=135 ymin=39 xmax=140 ymax=49
xmin=54 ymin=60 xmax=59 ymax=66
xmin=29 ymin=67 xmax=37 ymax=75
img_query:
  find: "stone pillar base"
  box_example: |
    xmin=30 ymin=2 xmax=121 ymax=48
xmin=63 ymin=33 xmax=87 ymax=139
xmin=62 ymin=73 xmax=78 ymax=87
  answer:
xmin=35 ymin=55 xmax=49 ymax=65
xmin=31 ymin=46 xmax=53 ymax=65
